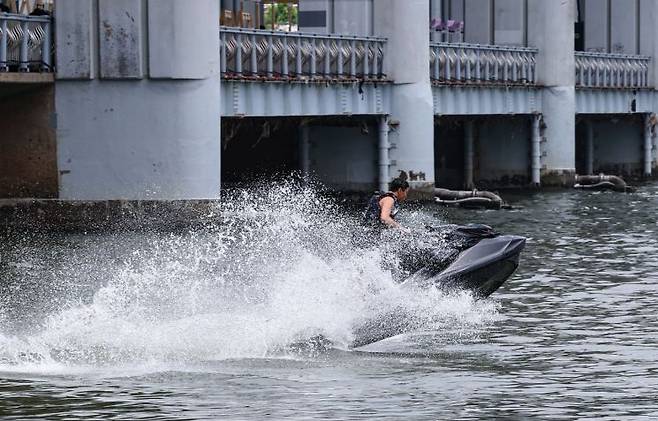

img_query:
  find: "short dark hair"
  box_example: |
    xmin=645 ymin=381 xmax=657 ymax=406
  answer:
xmin=389 ymin=178 xmax=409 ymax=192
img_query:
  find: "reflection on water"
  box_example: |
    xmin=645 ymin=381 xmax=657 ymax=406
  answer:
xmin=1 ymin=182 xmax=658 ymax=419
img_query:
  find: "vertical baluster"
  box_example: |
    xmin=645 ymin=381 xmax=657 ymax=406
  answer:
xmin=475 ymin=49 xmax=481 ymax=81
xmin=19 ymin=20 xmax=29 ymax=71
xmin=236 ymin=33 xmax=243 ymax=75
xmin=337 ymin=38 xmax=344 ymax=76
xmin=464 ymin=48 xmax=471 ymax=81
xmin=456 ymin=47 xmax=462 ymax=81
xmin=444 ymin=48 xmax=450 ymax=81
xmin=41 ymin=20 xmax=51 ymax=71
xmin=363 ymin=40 xmax=370 ymax=77
xmin=1 ymin=18 xmax=8 ymax=71
xmin=324 ymin=39 xmax=330 ymax=76
xmin=282 ymin=36 xmax=289 ymax=77
xmin=250 ymin=34 xmax=258 ymax=75
xmin=267 ymin=34 xmax=273 ymax=77
xmin=493 ymin=51 xmax=499 ymax=82
xmin=373 ymin=40 xmax=379 ymax=78
xmin=484 ymin=50 xmax=491 ymax=81
xmin=220 ymin=32 xmax=227 ymax=74
xmin=433 ymin=46 xmax=440 ymax=80
xmin=350 ymin=39 xmax=356 ymax=77
xmin=502 ymin=51 xmax=509 ymax=82
xmin=296 ymin=36 xmax=303 ymax=76
xmin=310 ymin=38 xmax=316 ymax=77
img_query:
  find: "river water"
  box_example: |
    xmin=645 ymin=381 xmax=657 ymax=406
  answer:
xmin=1 ymin=182 xmax=657 ymax=420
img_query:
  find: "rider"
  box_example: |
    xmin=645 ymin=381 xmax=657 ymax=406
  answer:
xmin=364 ymin=178 xmax=410 ymax=229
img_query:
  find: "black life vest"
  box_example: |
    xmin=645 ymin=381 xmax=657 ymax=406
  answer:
xmin=364 ymin=192 xmax=399 ymax=225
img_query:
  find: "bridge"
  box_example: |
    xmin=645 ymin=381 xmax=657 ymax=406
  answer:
xmin=1 ymin=0 xmax=656 ymax=202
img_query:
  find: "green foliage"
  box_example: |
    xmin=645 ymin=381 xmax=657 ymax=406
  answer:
xmin=264 ymin=3 xmax=298 ymax=27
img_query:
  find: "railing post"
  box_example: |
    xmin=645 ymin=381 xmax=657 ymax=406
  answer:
xmin=40 ymin=19 xmax=51 ymax=71
xmin=19 ymin=20 xmax=29 ymax=71
xmin=373 ymin=40 xmax=379 ymax=78
xmin=0 ymin=18 xmax=8 ymax=72
xmin=323 ymin=39 xmax=330 ymax=76
xmin=282 ymin=36 xmax=289 ymax=77
xmin=363 ymin=40 xmax=370 ymax=78
xmin=250 ymin=33 xmax=258 ymax=75
xmin=310 ymin=37 xmax=316 ymax=77
xmin=266 ymin=34 xmax=273 ymax=78
xmin=350 ymin=39 xmax=356 ymax=77
xmin=236 ymin=33 xmax=243 ymax=75
xmin=220 ymin=32 xmax=227 ymax=74
xmin=295 ymin=36 xmax=302 ymax=76
xmin=337 ymin=38 xmax=344 ymax=77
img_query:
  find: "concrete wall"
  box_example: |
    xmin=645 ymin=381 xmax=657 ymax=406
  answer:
xmin=579 ymin=117 xmax=646 ymax=176
xmin=55 ymin=0 xmax=221 ymax=200
xmin=0 ymin=85 xmax=57 ymax=198
xmin=309 ymin=125 xmax=378 ymax=191
xmin=477 ymin=118 xmax=531 ymax=187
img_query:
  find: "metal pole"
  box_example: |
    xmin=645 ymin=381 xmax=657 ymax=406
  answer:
xmin=378 ymin=116 xmax=390 ymax=193
xmin=464 ymin=120 xmax=474 ymax=189
xmin=644 ymin=113 xmax=653 ymax=177
xmin=40 ymin=20 xmax=51 ymax=71
xmin=585 ymin=120 xmax=594 ymax=175
xmin=531 ymin=114 xmax=541 ymax=185
xmin=299 ymin=123 xmax=311 ymax=179
xmin=19 ymin=20 xmax=29 ymax=71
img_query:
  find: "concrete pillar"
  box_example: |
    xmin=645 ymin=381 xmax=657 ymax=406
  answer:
xmin=531 ymin=114 xmax=541 ymax=185
xmin=639 ymin=0 xmax=658 ymax=87
xmin=299 ymin=123 xmax=311 ymax=179
xmin=644 ymin=114 xmax=653 ymax=177
xmin=378 ymin=116 xmax=391 ymax=193
xmin=528 ymin=0 xmax=576 ymax=186
xmin=585 ymin=120 xmax=595 ymax=175
xmin=54 ymin=0 xmax=221 ymax=201
xmin=463 ymin=120 xmax=474 ymax=189
xmin=374 ymin=0 xmax=435 ymax=196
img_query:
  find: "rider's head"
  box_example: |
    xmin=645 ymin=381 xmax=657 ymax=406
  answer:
xmin=389 ymin=178 xmax=410 ymax=201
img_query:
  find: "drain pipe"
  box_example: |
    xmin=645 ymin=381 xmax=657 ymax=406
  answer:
xmin=531 ymin=114 xmax=541 ymax=186
xmin=299 ymin=123 xmax=311 ymax=180
xmin=585 ymin=120 xmax=594 ymax=175
xmin=464 ymin=120 xmax=475 ymax=190
xmin=378 ymin=116 xmax=390 ymax=193
xmin=644 ymin=113 xmax=653 ymax=177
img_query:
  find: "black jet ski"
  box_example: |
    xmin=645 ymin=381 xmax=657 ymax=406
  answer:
xmin=351 ymin=224 xmax=525 ymax=348
xmin=400 ymin=224 xmax=525 ymax=298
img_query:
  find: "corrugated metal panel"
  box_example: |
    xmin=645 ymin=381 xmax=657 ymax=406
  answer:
xmin=432 ymin=85 xmax=541 ymax=115
xmin=575 ymin=88 xmax=653 ymax=114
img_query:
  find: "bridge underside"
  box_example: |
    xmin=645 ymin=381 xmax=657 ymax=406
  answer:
xmin=221 ymin=81 xmax=391 ymax=118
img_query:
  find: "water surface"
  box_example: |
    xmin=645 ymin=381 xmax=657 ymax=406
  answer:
xmin=1 ymin=182 xmax=657 ymax=419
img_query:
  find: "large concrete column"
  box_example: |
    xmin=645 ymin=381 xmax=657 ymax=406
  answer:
xmin=55 ymin=0 xmax=221 ymax=201
xmin=374 ymin=0 xmax=435 ymax=196
xmin=528 ymin=0 xmax=576 ymax=186
xmin=585 ymin=120 xmax=595 ymax=175
xmin=463 ymin=120 xmax=474 ymax=189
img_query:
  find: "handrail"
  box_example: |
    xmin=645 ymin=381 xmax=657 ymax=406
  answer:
xmin=0 ymin=13 xmax=52 ymax=72
xmin=575 ymin=51 xmax=650 ymax=88
xmin=430 ymin=42 xmax=538 ymax=85
xmin=220 ymin=26 xmax=387 ymax=81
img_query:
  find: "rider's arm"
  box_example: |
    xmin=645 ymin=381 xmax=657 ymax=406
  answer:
xmin=379 ymin=197 xmax=400 ymax=228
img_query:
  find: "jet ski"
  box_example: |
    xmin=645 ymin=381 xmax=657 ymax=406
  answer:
xmin=399 ymin=224 xmax=525 ymax=298
xmin=351 ymin=224 xmax=525 ymax=348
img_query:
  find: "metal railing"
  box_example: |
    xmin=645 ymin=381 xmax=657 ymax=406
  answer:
xmin=0 ymin=13 xmax=53 ymax=72
xmin=0 ymin=13 xmax=52 ymax=72
xmin=575 ymin=51 xmax=650 ymax=89
xmin=430 ymin=42 xmax=537 ymax=85
xmin=220 ymin=27 xmax=386 ymax=80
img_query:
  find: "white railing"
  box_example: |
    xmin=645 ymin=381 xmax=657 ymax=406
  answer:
xmin=220 ymin=27 xmax=386 ymax=80
xmin=430 ymin=42 xmax=537 ymax=85
xmin=575 ymin=52 xmax=650 ymax=89
xmin=0 ymin=13 xmax=52 ymax=72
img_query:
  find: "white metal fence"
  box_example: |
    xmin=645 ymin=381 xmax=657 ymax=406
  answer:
xmin=0 ymin=13 xmax=52 ymax=72
xmin=575 ymin=52 xmax=650 ymax=89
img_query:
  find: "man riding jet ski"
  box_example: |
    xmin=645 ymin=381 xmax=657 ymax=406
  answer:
xmin=364 ymin=180 xmax=525 ymax=299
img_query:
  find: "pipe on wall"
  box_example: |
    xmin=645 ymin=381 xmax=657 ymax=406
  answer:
xmin=378 ymin=116 xmax=390 ymax=192
xmin=585 ymin=119 xmax=595 ymax=175
xmin=644 ymin=113 xmax=653 ymax=177
xmin=464 ymin=120 xmax=474 ymax=189
xmin=531 ymin=114 xmax=541 ymax=186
